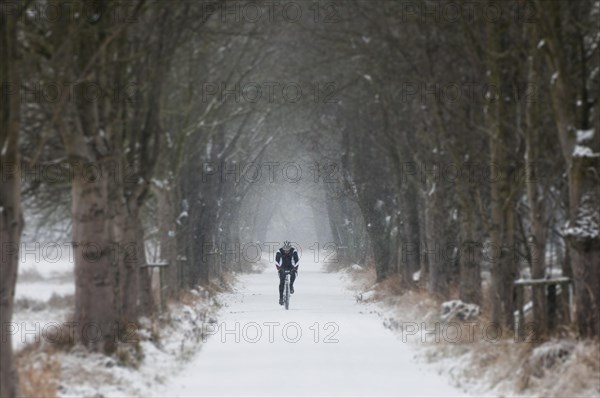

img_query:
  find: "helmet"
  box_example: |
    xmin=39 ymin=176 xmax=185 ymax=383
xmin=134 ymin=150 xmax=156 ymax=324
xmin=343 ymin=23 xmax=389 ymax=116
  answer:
xmin=282 ymin=241 xmax=292 ymax=252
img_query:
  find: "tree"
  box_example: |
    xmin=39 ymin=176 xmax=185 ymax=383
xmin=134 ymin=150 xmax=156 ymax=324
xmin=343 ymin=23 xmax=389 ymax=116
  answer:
xmin=535 ymin=0 xmax=600 ymax=337
xmin=1 ymin=3 xmax=24 ymax=396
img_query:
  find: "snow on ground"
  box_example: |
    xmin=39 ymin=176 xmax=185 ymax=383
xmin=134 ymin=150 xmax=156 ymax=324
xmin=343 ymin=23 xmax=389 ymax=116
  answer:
xmin=12 ymin=245 xmax=75 ymax=351
xmin=58 ymin=289 xmax=224 ymax=398
xmin=355 ymin=281 xmax=600 ymax=398
xmin=16 ymin=280 xmax=74 ymax=302
xmin=11 ymin=305 xmax=72 ymax=352
xmin=16 ymin=244 xmax=74 ymax=301
xmin=13 ymin=246 xmax=597 ymax=397
xmin=153 ymin=258 xmax=468 ymax=397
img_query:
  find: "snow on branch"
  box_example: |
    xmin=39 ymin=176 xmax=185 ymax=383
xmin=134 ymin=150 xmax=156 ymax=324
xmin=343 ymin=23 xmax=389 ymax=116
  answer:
xmin=564 ymin=194 xmax=600 ymax=240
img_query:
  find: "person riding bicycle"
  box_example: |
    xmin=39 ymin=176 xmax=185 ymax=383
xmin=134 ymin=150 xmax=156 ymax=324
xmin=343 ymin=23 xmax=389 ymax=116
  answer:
xmin=275 ymin=241 xmax=299 ymax=305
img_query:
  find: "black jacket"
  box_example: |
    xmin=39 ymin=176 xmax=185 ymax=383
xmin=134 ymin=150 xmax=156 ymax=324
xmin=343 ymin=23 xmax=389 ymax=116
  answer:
xmin=275 ymin=248 xmax=299 ymax=270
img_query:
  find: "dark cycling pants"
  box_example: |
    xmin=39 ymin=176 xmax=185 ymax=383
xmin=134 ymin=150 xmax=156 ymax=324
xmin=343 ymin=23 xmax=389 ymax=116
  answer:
xmin=279 ymin=269 xmax=296 ymax=298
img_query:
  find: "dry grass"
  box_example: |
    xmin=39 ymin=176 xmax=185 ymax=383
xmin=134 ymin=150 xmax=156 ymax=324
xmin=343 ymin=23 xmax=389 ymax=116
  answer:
xmin=16 ymin=345 xmax=60 ymax=398
xmin=370 ymin=274 xmax=440 ymax=324
xmin=49 ymin=326 xmax=76 ymax=352
xmin=47 ymin=293 xmax=74 ymax=310
xmin=218 ymin=271 xmax=237 ymax=291
xmin=14 ymin=294 xmax=74 ymax=313
xmin=116 ymin=341 xmax=143 ymax=368
xmin=359 ymin=270 xmax=600 ymax=397
xmin=176 ymin=272 xmax=236 ymax=306
xmin=178 ymin=289 xmax=203 ymax=306
xmin=13 ymin=297 xmax=47 ymax=312
xmin=374 ymin=273 xmax=409 ymax=297
xmin=12 ymin=269 xmax=229 ymax=398
xmin=17 ymin=267 xmax=45 ymax=283
xmin=430 ymin=337 xmax=600 ymax=397
xmin=206 ymin=271 xmax=237 ymax=296
xmin=344 ymin=264 xmax=376 ymax=292
xmin=412 ymin=311 xmax=600 ymax=397
xmin=519 ymin=339 xmax=600 ymax=396
xmin=323 ymin=259 xmax=354 ymax=273
xmin=17 ymin=268 xmax=73 ymax=284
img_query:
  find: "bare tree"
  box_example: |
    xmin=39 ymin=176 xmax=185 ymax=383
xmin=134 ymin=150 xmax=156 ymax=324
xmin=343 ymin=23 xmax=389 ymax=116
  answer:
xmin=1 ymin=3 xmax=24 ymax=396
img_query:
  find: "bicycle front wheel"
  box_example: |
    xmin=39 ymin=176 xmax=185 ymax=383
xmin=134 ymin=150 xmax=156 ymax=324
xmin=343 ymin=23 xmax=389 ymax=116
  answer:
xmin=285 ymin=281 xmax=290 ymax=310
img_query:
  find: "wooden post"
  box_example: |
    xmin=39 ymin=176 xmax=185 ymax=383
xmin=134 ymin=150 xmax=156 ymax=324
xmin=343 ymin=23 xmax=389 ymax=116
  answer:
xmin=513 ymin=277 xmax=572 ymax=336
xmin=177 ymin=256 xmax=187 ymax=290
xmin=159 ymin=266 xmax=166 ymax=311
xmin=141 ymin=262 xmax=169 ymax=311
xmin=515 ymin=284 xmax=524 ymax=341
xmin=547 ymin=284 xmax=557 ymax=332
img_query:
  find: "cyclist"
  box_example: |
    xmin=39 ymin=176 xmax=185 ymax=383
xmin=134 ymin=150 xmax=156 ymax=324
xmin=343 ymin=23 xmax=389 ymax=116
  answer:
xmin=275 ymin=241 xmax=299 ymax=305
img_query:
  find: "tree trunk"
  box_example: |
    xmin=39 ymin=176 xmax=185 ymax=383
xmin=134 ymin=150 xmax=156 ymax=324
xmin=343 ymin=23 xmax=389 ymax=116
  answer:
xmin=72 ymin=163 xmax=118 ymax=352
xmin=459 ymin=207 xmax=481 ymax=304
xmin=418 ymin=196 xmax=429 ymax=289
xmin=135 ymin=213 xmax=155 ymax=316
xmin=566 ymin=157 xmax=600 ymax=336
xmin=325 ymin=191 xmax=345 ymax=262
xmin=487 ymin=4 xmax=516 ymax=327
xmin=525 ymin=26 xmax=548 ymax=335
xmin=109 ymin=172 xmax=140 ymax=324
xmin=403 ymin=188 xmax=421 ymax=287
xmin=0 ymin=6 xmax=23 ymax=396
xmin=156 ymin=185 xmax=179 ymax=299
xmin=535 ymin=0 xmax=600 ymax=337
xmin=425 ymin=171 xmax=448 ymax=298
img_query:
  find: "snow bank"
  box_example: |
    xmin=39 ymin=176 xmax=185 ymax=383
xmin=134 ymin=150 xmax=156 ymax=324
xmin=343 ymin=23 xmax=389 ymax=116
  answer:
xmin=347 ymin=266 xmax=600 ymax=398
xmin=57 ymin=290 xmax=223 ymax=397
xmin=440 ymin=300 xmax=480 ymax=322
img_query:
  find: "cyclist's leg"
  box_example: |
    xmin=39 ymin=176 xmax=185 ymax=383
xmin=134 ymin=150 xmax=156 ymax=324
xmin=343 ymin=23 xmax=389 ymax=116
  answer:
xmin=278 ymin=270 xmax=285 ymax=299
xmin=290 ymin=270 xmax=296 ymax=287
xmin=289 ymin=271 xmax=296 ymax=293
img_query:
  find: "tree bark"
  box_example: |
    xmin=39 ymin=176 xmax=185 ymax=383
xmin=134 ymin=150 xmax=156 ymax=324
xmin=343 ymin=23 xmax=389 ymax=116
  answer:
xmin=459 ymin=206 xmax=482 ymax=304
xmin=535 ymin=0 xmax=600 ymax=337
xmin=108 ymin=168 xmax=140 ymax=324
xmin=525 ymin=25 xmax=548 ymax=335
xmin=487 ymin=2 xmax=517 ymax=327
xmin=155 ymin=185 xmax=179 ymax=298
xmin=424 ymin=170 xmax=448 ymax=298
xmin=1 ymin=6 xmax=23 ymax=396
xmin=72 ymin=161 xmax=118 ymax=352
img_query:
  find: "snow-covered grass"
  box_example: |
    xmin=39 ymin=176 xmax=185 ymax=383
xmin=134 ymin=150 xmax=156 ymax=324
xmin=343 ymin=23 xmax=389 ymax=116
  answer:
xmin=13 ymin=245 xmax=75 ymax=352
xmin=416 ymin=335 xmax=600 ymax=397
xmin=13 ymin=281 xmax=228 ymax=398
xmin=12 ymin=294 xmax=74 ymax=352
xmin=5 ymin=246 xmax=67 ymax=392
xmin=55 ymin=284 xmax=227 ymax=398
xmin=16 ymin=347 xmax=61 ymax=398
xmin=13 ymin=248 xmax=232 ymax=398
xmin=347 ymin=266 xmax=600 ymax=398
xmin=14 ymin=254 xmax=597 ymax=397
xmin=17 ymin=261 xmax=73 ymax=304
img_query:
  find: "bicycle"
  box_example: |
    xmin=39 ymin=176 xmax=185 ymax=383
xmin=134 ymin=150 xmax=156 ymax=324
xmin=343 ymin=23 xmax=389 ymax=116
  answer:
xmin=283 ymin=269 xmax=291 ymax=310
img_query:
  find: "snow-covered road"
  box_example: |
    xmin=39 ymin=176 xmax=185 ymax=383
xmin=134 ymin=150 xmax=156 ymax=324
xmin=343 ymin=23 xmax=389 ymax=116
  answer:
xmin=156 ymin=259 xmax=467 ymax=397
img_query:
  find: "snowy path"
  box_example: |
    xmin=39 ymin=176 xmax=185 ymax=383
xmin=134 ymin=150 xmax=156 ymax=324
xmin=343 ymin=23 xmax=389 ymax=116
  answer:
xmin=155 ymin=259 xmax=467 ymax=397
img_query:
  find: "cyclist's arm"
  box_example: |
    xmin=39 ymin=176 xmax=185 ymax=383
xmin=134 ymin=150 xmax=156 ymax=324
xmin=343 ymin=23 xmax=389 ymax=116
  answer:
xmin=275 ymin=251 xmax=282 ymax=270
xmin=293 ymin=251 xmax=299 ymax=268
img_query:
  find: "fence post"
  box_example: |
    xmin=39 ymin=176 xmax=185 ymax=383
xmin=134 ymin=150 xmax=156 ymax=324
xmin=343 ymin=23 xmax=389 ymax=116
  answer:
xmin=547 ymin=283 xmax=557 ymax=332
xmin=515 ymin=284 xmax=524 ymax=341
